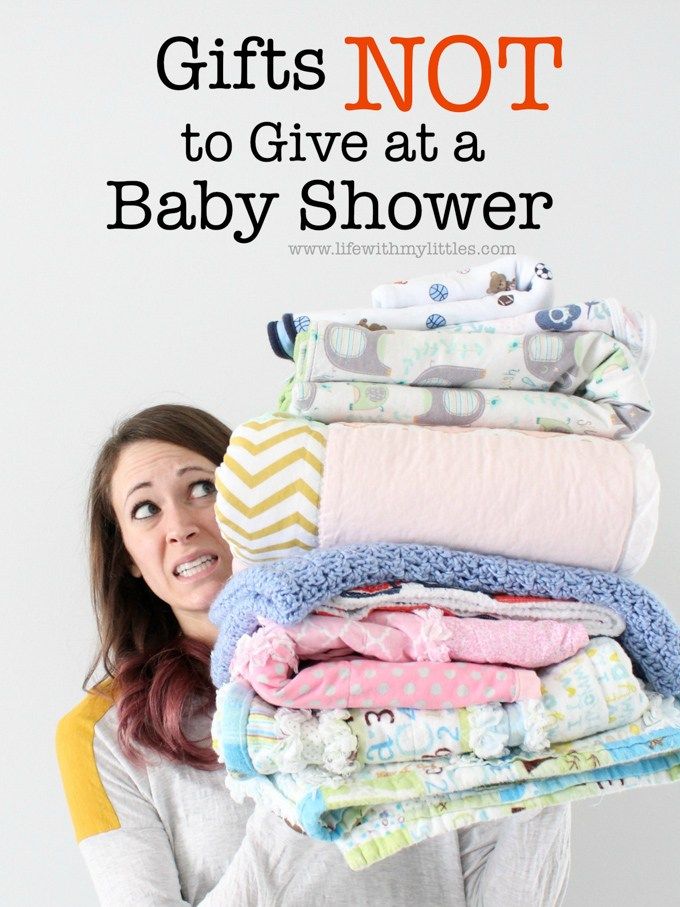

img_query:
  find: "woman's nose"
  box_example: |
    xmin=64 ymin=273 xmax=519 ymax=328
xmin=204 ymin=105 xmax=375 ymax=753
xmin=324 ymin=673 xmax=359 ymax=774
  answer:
xmin=164 ymin=507 xmax=199 ymax=543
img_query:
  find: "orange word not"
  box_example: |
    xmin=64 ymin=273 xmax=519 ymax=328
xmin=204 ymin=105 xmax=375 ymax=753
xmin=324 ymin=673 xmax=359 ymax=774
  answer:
xmin=345 ymin=35 xmax=563 ymax=112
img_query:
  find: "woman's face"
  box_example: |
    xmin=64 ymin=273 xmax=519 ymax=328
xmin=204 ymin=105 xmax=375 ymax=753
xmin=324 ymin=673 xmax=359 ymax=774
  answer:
xmin=110 ymin=440 xmax=232 ymax=638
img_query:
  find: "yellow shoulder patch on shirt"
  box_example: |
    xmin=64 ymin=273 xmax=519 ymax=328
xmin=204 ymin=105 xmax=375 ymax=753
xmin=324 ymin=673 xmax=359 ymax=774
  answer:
xmin=56 ymin=681 xmax=121 ymax=842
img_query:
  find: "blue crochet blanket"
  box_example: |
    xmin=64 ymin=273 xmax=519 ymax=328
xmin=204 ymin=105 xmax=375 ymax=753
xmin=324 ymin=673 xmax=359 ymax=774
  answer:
xmin=209 ymin=544 xmax=680 ymax=697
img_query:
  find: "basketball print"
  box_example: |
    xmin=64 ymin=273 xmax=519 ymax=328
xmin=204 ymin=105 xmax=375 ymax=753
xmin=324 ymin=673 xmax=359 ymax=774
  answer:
xmin=426 ymin=313 xmax=447 ymax=329
xmin=429 ymin=283 xmax=449 ymax=302
xmin=293 ymin=315 xmax=310 ymax=332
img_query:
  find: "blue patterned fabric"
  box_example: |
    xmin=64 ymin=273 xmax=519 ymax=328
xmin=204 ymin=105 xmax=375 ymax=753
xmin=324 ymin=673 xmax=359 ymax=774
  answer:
xmin=213 ymin=682 xmax=257 ymax=776
xmin=209 ymin=544 xmax=680 ymax=696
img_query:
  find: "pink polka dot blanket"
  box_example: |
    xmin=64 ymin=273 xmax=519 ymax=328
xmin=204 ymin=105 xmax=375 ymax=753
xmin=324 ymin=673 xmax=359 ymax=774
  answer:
xmin=229 ymin=611 xmax=588 ymax=711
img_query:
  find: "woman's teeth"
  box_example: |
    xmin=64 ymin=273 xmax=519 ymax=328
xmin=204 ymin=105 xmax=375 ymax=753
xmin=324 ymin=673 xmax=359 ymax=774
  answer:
xmin=175 ymin=555 xmax=217 ymax=577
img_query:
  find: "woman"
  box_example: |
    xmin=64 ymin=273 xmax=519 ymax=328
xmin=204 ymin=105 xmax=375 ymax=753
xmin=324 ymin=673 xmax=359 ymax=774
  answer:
xmin=56 ymin=404 xmax=572 ymax=906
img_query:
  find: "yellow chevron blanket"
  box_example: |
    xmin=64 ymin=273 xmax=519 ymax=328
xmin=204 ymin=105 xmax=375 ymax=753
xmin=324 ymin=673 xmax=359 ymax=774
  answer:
xmin=214 ymin=415 xmax=657 ymax=573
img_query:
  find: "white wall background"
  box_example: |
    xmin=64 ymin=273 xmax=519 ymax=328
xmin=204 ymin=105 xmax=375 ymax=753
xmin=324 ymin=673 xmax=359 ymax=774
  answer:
xmin=4 ymin=1 xmax=679 ymax=903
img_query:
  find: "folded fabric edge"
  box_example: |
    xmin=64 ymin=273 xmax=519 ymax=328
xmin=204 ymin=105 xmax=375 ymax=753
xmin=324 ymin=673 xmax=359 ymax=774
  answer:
xmin=267 ymin=320 xmax=294 ymax=360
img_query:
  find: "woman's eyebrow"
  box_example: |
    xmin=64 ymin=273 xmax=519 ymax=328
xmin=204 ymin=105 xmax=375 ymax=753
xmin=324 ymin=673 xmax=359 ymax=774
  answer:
xmin=125 ymin=466 xmax=214 ymax=501
xmin=124 ymin=467 xmax=210 ymax=501
xmin=125 ymin=480 xmax=152 ymax=501
xmin=176 ymin=465 xmax=213 ymax=477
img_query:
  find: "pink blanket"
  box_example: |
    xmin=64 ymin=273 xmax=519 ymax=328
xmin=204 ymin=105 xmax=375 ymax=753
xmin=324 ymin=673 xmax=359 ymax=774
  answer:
xmin=228 ymin=610 xmax=585 ymax=709
xmin=261 ymin=610 xmax=586 ymax=667
xmin=319 ymin=423 xmax=655 ymax=575
xmin=218 ymin=415 xmax=658 ymax=575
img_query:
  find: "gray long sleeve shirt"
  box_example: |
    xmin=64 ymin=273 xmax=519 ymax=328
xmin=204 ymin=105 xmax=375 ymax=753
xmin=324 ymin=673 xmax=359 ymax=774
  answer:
xmin=56 ymin=687 xmax=571 ymax=906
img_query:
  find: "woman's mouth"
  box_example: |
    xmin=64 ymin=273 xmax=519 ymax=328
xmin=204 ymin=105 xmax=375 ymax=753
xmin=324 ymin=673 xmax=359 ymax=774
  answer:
xmin=173 ymin=554 xmax=218 ymax=579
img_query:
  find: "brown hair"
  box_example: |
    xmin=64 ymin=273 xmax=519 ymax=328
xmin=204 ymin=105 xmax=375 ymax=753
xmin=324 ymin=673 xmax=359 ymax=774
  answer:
xmin=85 ymin=403 xmax=231 ymax=768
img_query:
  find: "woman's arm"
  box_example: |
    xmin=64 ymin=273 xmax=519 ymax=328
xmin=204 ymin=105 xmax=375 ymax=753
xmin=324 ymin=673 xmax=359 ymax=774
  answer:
xmin=56 ymin=692 xmax=261 ymax=906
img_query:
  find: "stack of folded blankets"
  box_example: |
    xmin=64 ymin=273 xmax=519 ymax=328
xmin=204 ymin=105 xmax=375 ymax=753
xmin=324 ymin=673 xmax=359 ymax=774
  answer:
xmin=209 ymin=254 xmax=680 ymax=870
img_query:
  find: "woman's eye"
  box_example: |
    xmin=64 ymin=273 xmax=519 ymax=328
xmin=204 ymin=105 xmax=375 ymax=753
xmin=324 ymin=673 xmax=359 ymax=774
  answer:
xmin=131 ymin=501 xmax=159 ymax=520
xmin=190 ymin=479 xmax=216 ymax=499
